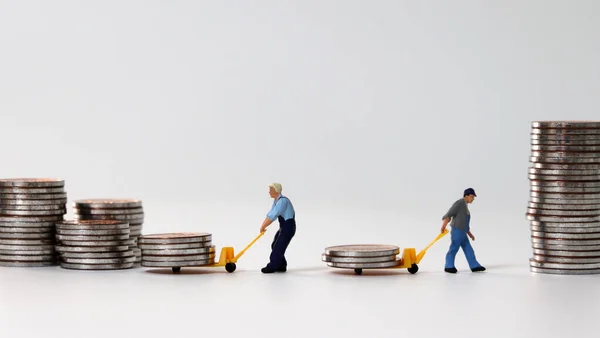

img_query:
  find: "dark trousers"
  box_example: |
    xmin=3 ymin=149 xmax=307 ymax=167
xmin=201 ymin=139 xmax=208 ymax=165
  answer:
xmin=268 ymin=217 xmax=296 ymax=269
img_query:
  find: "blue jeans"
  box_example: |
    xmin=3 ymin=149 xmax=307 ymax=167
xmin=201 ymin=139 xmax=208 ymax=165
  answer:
xmin=445 ymin=228 xmax=481 ymax=269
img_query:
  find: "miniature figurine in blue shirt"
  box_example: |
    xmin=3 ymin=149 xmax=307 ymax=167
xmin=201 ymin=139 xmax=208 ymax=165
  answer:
xmin=259 ymin=182 xmax=296 ymax=273
xmin=440 ymin=188 xmax=486 ymax=273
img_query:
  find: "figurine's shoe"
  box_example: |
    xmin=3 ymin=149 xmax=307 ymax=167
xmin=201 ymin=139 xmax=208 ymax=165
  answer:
xmin=471 ymin=266 xmax=486 ymax=272
xmin=277 ymin=265 xmax=287 ymax=272
xmin=261 ymin=266 xmax=276 ymax=273
xmin=444 ymin=267 xmax=457 ymax=273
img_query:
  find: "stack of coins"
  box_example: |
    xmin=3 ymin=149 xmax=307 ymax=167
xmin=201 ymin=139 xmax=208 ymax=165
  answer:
xmin=322 ymin=244 xmax=400 ymax=275
xmin=72 ymin=199 xmax=143 ymax=265
xmin=55 ymin=220 xmax=135 ymax=270
xmin=0 ymin=178 xmax=67 ymax=267
xmin=527 ymin=120 xmax=600 ymax=275
xmin=139 ymin=232 xmax=215 ymax=272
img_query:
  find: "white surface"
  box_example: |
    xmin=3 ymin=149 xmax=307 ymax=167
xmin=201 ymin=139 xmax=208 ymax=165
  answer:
xmin=1 ymin=1 xmax=600 ymax=337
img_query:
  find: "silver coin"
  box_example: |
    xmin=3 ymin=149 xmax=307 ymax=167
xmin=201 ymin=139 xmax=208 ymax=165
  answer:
xmin=0 ymin=232 xmax=54 ymax=240
xmin=531 ymin=132 xmax=600 ymax=139
xmin=0 ymin=209 xmax=66 ymax=216
xmin=137 ymin=242 xmax=213 ymax=250
xmin=73 ymin=214 xmax=143 ymax=221
xmin=532 ymin=248 xmax=600 ymax=257
xmin=0 ymin=215 xmax=64 ymax=222
xmin=56 ymin=228 xmax=130 ymax=236
xmin=55 ymin=245 xmax=129 ymax=253
xmin=529 ymin=258 xmax=600 ymax=269
xmin=0 ymin=178 xmax=65 ymax=188
xmin=0 ymin=260 xmax=56 ymax=267
xmin=527 ymin=202 xmax=600 ymax=210
xmin=531 ymin=128 xmax=600 ymax=135
xmin=129 ymin=221 xmax=143 ymax=227
xmin=529 ymin=266 xmax=600 ymax=275
xmin=60 ymin=262 xmax=134 ymax=270
xmin=73 ymin=207 xmax=143 ymax=215
xmin=56 ymin=219 xmax=129 ymax=230
xmin=528 ymin=174 xmax=600 ymax=181
xmin=0 ymin=226 xmax=54 ymax=233
xmin=0 ymin=254 xmax=56 ymax=261
xmin=531 ymin=242 xmax=600 ymax=250
xmin=531 ymin=121 xmax=600 ymax=129
xmin=324 ymin=244 xmax=400 ymax=257
xmin=526 ymin=208 xmax=600 ymax=217
xmin=0 ymin=198 xmax=67 ymax=206
xmin=530 ymin=186 xmax=600 ymax=194
xmin=531 ymin=225 xmax=600 ymax=233
xmin=0 ymin=193 xmax=67 ymax=200
xmin=0 ymin=204 xmax=66 ymax=211
xmin=531 ymin=145 xmax=600 ymax=152
xmin=140 ymin=246 xmax=216 ymax=256
xmin=529 ymin=191 xmax=600 ymax=199
xmin=530 ymin=156 xmax=600 ymax=164
xmin=531 ymin=139 xmax=600 ymax=146
xmin=138 ymin=232 xmax=212 ymax=244
xmin=531 ymin=151 xmax=600 ymax=158
xmin=0 ymin=249 xmax=55 ymax=255
xmin=531 ymin=237 xmax=600 ymax=245
xmin=0 ymin=244 xmax=55 ymax=251
xmin=530 ymin=162 xmax=600 ymax=170
xmin=55 ymin=234 xmax=130 ymax=241
xmin=141 ymin=258 xmax=215 ymax=267
xmin=526 ymin=214 xmax=600 ymax=222
xmin=73 ymin=199 xmax=142 ymax=209
xmin=528 ymin=167 xmax=600 ymax=175
xmin=529 ymin=220 xmax=600 ymax=228
xmin=61 ymin=254 xmax=135 ymax=265
xmin=0 ymin=238 xmax=54 ymax=245
xmin=141 ymin=253 xmax=216 ymax=262
xmin=325 ymin=260 xmax=400 ymax=269
xmin=56 ymin=239 xmax=134 ymax=247
xmin=529 ymin=196 xmax=600 ymax=205
xmin=530 ymin=180 xmax=600 ymax=187
xmin=530 ymin=231 xmax=600 ymax=239
xmin=321 ymin=254 xmax=397 ymax=263
xmin=0 ymin=187 xmax=65 ymax=194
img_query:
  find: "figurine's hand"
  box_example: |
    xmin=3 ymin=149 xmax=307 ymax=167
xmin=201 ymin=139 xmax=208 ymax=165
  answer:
xmin=440 ymin=225 xmax=446 ymax=234
xmin=468 ymin=233 xmax=475 ymax=241
xmin=260 ymin=225 xmax=267 ymax=233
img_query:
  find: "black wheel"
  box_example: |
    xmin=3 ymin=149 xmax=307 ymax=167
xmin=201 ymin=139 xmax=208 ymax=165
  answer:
xmin=172 ymin=267 xmax=181 ymax=273
xmin=407 ymin=264 xmax=418 ymax=274
xmin=354 ymin=268 xmax=362 ymax=275
xmin=225 ymin=263 xmax=236 ymax=273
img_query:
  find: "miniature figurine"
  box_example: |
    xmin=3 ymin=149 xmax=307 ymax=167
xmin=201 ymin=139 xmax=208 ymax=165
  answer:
xmin=440 ymin=188 xmax=486 ymax=273
xmin=259 ymin=183 xmax=296 ymax=273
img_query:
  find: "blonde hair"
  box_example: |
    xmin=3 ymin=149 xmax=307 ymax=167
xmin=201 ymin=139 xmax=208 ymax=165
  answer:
xmin=269 ymin=183 xmax=282 ymax=193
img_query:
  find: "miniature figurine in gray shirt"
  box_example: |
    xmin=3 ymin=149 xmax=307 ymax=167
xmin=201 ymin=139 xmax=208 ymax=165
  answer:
xmin=440 ymin=188 xmax=486 ymax=273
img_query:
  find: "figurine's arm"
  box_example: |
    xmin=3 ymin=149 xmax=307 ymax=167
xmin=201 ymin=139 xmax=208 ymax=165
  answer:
xmin=440 ymin=201 xmax=459 ymax=233
xmin=260 ymin=198 xmax=289 ymax=232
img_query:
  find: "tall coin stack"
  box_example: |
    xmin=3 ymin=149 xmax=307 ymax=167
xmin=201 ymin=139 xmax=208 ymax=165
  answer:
xmin=527 ymin=121 xmax=600 ymax=275
xmin=0 ymin=178 xmax=67 ymax=267
xmin=72 ymin=199 xmax=143 ymax=266
xmin=55 ymin=220 xmax=135 ymax=270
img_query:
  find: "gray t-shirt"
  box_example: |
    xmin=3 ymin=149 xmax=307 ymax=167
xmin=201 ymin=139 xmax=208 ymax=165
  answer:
xmin=442 ymin=198 xmax=470 ymax=231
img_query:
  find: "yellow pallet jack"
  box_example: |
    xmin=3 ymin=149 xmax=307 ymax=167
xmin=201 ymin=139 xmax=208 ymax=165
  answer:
xmin=171 ymin=231 xmax=266 ymax=273
xmin=352 ymin=229 xmax=449 ymax=275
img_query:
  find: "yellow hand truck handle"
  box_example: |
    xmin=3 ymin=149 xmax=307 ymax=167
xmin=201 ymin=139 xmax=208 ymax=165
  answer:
xmin=416 ymin=229 xmax=449 ymax=263
xmin=233 ymin=230 xmax=267 ymax=261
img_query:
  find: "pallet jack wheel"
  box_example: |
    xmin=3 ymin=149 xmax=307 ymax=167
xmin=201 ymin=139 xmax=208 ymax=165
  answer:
xmin=225 ymin=263 xmax=236 ymax=273
xmin=354 ymin=268 xmax=362 ymax=275
xmin=172 ymin=267 xmax=181 ymax=273
xmin=407 ymin=264 xmax=418 ymax=274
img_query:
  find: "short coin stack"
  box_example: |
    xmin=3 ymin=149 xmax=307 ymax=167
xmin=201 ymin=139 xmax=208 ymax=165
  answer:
xmin=322 ymin=244 xmax=400 ymax=274
xmin=55 ymin=220 xmax=135 ymax=270
xmin=139 ymin=232 xmax=215 ymax=272
xmin=0 ymin=178 xmax=67 ymax=267
xmin=527 ymin=120 xmax=600 ymax=275
xmin=72 ymin=199 xmax=143 ymax=265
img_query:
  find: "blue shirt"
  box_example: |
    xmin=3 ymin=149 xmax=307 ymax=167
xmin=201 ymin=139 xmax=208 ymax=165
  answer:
xmin=266 ymin=195 xmax=295 ymax=221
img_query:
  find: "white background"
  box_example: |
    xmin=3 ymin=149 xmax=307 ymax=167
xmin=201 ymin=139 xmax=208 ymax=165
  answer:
xmin=1 ymin=1 xmax=599 ymax=337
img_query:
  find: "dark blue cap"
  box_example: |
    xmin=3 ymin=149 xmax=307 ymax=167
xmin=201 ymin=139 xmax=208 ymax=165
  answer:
xmin=464 ymin=188 xmax=477 ymax=196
